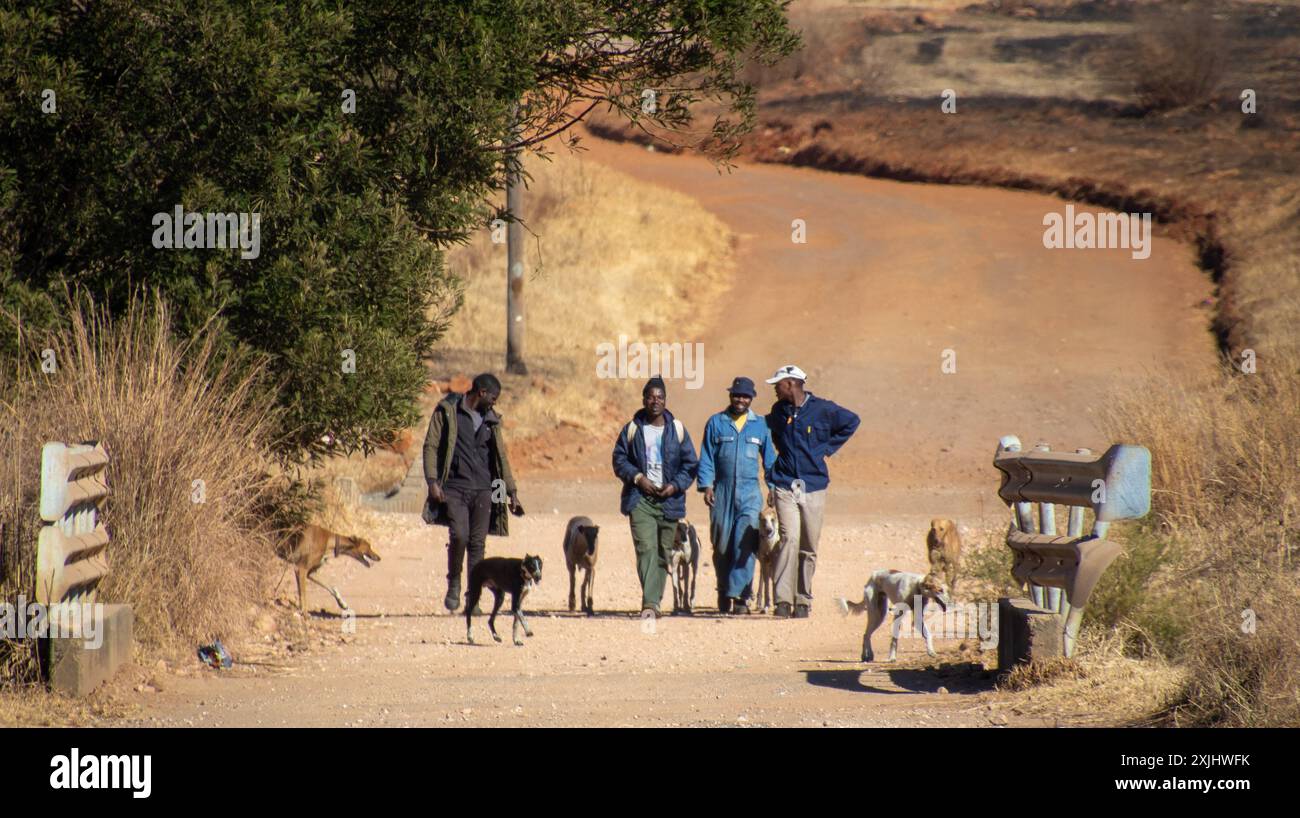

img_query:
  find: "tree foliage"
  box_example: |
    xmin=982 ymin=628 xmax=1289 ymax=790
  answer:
xmin=0 ymin=0 xmax=796 ymax=457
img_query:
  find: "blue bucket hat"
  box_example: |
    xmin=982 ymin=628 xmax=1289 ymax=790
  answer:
xmin=726 ymin=376 xmax=756 ymax=398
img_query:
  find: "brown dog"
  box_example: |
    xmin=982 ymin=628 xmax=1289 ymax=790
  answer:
xmin=926 ymin=518 xmax=961 ymax=595
xmin=278 ymin=524 xmax=381 ymax=612
xmin=755 ymin=506 xmax=780 ymax=613
xmin=563 ymin=515 xmax=599 ymax=614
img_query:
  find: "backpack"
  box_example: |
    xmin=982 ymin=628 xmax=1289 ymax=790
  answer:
xmin=624 ymin=418 xmax=684 ymax=444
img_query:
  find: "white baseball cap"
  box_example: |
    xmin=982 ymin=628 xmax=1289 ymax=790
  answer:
xmin=765 ymin=364 xmax=807 ymax=384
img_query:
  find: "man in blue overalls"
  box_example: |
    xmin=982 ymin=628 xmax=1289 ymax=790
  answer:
xmin=697 ymin=376 xmax=777 ymax=615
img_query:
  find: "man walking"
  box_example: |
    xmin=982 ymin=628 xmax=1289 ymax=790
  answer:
xmin=763 ymin=364 xmax=859 ymax=618
xmin=423 ymin=373 xmax=525 ymax=612
xmin=612 ymin=376 xmax=699 ymax=619
xmin=697 ymin=376 xmax=776 ymax=615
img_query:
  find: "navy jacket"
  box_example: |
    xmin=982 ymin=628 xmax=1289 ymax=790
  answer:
xmin=764 ymin=392 xmax=860 ymax=493
xmin=611 ymin=408 xmax=699 ymax=520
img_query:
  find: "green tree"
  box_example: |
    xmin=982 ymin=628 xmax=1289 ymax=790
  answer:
xmin=0 ymin=0 xmax=796 ymax=458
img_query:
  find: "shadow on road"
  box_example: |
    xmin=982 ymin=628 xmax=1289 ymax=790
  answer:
xmin=802 ymin=669 xmax=904 ymax=694
xmin=802 ymin=660 xmax=996 ymax=696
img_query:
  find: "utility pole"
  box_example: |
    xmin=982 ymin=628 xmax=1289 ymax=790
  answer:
xmin=505 ymin=113 xmax=527 ymax=375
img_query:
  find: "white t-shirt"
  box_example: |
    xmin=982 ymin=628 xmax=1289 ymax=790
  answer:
xmin=642 ymin=423 xmax=666 ymax=488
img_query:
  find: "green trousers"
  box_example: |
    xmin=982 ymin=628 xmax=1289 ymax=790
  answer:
xmin=629 ymin=497 xmax=677 ymax=612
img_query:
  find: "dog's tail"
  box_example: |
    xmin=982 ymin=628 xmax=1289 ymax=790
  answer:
xmin=839 ymin=591 xmax=869 ymax=616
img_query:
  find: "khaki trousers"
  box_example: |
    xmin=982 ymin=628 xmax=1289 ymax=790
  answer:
xmin=772 ymin=485 xmax=827 ymax=608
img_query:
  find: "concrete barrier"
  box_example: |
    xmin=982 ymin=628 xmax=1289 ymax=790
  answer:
xmin=35 ymin=441 xmax=132 ymax=696
xmin=45 ymin=604 xmax=134 ymax=697
xmin=998 ymin=597 xmax=1062 ymax=671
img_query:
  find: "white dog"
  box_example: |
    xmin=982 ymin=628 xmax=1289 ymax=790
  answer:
xmin=755 ymin=507 xmax=780 ymax=613
xmin=839 ymin=570 xmax=952 ymax=662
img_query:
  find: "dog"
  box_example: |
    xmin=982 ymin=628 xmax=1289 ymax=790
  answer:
xmin=839 ymin=570 xmax=951 ymax=662
xmin=277 ymin=524 xmax=381 ymax=613
xmin=669 ymin=520 xmax=701 ymax=613
xmin=755 ymin=506 xmax=780 ymax=613
xmin=926 ymin=518 xmax=962 ymax=594
xmin=465 ymin=555 xmax=542 ymax=646
xmin=562 ymin=516 xmax=599 ymax=614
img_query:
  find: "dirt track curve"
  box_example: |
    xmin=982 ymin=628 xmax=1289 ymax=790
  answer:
xmin=111 ymin=137 xmax=1213 ymax=728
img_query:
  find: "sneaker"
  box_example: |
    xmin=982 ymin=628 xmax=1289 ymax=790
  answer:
xmin=718 ymin=596 xmax=732 ymax=615
xmin=794 ymin=604 xmax=810 ymax=619
xmin=774 ymin=602 xmax=792 ymax=618
xmin=444 ymin=587 xmax=461 ymax=612
xmin=640 ymin=606 xmax=658 ymax=620
xmin=731 ymin=598 xmax=750 ymax=615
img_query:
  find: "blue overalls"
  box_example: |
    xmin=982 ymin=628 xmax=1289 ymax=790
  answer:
xmin=696 ymin=409 xmax=777 ymax=600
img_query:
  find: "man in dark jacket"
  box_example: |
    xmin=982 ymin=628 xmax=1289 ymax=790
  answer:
xmin=763 ymin=364 xmax=859 ymax=619
xmin=611 ymin=376 xmax=699 ymax=618
xmin=423 ymin=373 xmax=524 ymax=612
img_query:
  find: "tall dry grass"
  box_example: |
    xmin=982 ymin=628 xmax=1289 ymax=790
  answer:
xmin=0 ymin=294 xmax=288 ymax=686
xmin=1097 ymin=350 xmax=1300 ymax=725
xmin=437 ymin=148 xmax=735 ymax=444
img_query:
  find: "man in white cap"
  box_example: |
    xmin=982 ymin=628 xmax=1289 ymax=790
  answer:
xmin=763 ymin=364 xmax=860 ymax=618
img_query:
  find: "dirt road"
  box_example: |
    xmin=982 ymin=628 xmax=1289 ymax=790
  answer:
xmin=578 ymin=138 xmax=1213 ymax=514
xmin=110 ymin=138 xmax=1212 ymax=728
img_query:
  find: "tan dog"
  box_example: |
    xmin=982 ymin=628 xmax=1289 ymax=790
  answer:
xmin=670 ymin=520 xmax=701 ymax=613
xmin=926 ymin=518 xmax=962 ymax=595
xmin=562 ymin=515 xmax=599 ymax=615
xmin=755 ymin=507 xmax=780 ymax=613
xmin=277 ymin=524 xmax=381 ymax=612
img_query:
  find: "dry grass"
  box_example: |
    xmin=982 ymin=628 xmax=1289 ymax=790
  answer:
xmin=436 ymin=148 xmax=735 ymax=448
xmin=996 ymin=627 xmax=1190 ymax=725
xmin=0 ymin=686 xmax=136 ymax=727
xmin=0 ymin=294 xmax=286 ymax=687
xmin=1099 ymin=353 xmax=1299 ymax=545
xmin=1096 ymin=350 xmax=1300 ymax=725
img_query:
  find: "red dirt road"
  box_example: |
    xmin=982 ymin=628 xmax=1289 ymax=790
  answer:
xmin=108 ymin=139 xmax=1212 ymax=728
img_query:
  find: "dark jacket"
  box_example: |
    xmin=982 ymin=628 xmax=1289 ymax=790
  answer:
xmin=444 ymin=400 xmax=493 ymax=490
xmin=422 ymin=393 xmax=518 ymax=537
xmin=611 ymin=408 xmax=699 ymax=520
xmin=764 ymin=392 xmax=859 ymax=493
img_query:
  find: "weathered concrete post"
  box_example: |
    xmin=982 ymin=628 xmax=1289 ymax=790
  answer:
xmin=36 ymin=441 xmax=132 ymax=696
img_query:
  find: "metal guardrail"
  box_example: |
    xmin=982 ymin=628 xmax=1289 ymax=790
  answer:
xmin=993 ymin=435 xmax=1151 ymax=657
xmin=35 ymin=442 xmax=112 ymax=605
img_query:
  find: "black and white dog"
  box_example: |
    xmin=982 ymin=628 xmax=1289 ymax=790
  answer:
xmin=465 ymin=555 xmax=542 ymax=646
xmin=670 ymin=520 xmax=701 ymax=613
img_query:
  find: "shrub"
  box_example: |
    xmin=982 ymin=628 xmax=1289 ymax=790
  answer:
xmin=0 ymin=293 xmax=287 ymax=686
xmin=1119 ymin=1 xmax=1233 ymax=112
